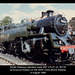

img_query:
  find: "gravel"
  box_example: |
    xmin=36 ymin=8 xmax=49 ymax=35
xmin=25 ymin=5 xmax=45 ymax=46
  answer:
xmin=0 ymin=53 xmax=43 ymax=65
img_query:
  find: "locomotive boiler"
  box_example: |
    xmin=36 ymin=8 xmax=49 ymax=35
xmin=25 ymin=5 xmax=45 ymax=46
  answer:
xmin=30 ymin=10 xmax=68 ymax=36
xmin=0 ymin=10 xmax=74 ymax=64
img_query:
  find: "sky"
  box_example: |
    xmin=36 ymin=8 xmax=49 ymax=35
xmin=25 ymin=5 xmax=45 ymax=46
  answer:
xmin=0 ymin=3 xmax=75 ymax=23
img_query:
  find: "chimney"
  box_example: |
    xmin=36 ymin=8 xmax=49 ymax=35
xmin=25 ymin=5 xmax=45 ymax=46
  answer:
xmin=41 ymin=12 xmax=46 ymax=18
xmin=46 ymin=10 xmax=54 ymax=17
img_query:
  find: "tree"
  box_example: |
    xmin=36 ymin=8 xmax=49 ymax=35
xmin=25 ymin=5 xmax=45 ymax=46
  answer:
xmin=0 ymin=16 xmax=13 ymax=26
xmin=69 ymin=17 xmax=75 ymax=31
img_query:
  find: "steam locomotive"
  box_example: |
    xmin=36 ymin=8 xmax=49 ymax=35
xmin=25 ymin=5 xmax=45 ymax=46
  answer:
xmin=0 ymin=10 xmax=74 ymax=64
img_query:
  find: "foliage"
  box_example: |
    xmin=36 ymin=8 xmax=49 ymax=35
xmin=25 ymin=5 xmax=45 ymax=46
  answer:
xmin=0 ymin=16 xmax=13 ymax=26
xmin=69 ymin=17 xmax=75 ymax=31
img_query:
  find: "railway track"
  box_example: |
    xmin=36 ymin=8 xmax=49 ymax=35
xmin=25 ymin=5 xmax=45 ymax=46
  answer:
xmin=0 ymin=52 xmax=46 ymax=65
xmin=0 ymin=56 xmax=17 ymax=65
xmin=0 ymin=50 xmax=75 ymax=65
xmin=65 ymin=60 xmax=75 ymax=66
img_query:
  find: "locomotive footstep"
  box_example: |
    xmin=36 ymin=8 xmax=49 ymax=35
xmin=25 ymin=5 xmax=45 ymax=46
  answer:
xmin=6 ymin=53 xmax=8 ymax=55
xmin=22 ymin=58 xmax=25 ymax=61
xmin=0 ymin=47 xmax=5 ymax=53
xmin=15 ymin=56 xmax=18 ymax=58
xmin=0 ymin=48 xmax=2 ymax=51
xmin=10 ymin=55 xmax=14 ymax=57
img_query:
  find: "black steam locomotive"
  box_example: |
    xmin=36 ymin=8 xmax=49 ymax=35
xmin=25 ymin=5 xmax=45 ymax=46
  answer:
xmin=0 ymin=10 xmax=74 ymax=64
